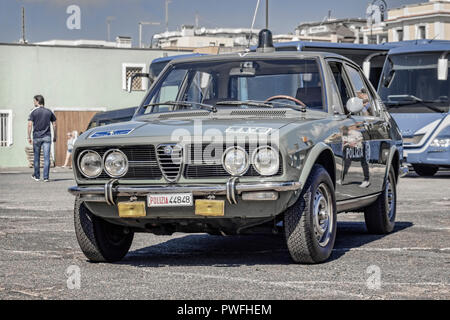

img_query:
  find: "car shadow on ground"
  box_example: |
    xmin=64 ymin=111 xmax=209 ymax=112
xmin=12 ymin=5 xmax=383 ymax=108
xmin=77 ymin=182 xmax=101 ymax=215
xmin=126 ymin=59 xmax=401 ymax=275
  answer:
xmin=117 ymin=221 xmax=413 ymax=267
xmin=403 ymin=170 xmax=450 ymax=179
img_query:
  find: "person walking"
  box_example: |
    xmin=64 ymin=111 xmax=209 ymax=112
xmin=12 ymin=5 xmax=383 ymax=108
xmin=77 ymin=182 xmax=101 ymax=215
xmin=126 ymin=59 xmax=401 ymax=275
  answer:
xmin=27 ymin=95 xmax=57 ymax=182
xmin=62 ymin=131 xmax=77 ymax=168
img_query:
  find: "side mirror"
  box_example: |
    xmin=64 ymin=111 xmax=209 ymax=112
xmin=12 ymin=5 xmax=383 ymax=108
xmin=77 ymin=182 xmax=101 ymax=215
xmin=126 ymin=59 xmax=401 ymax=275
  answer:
xmin=346 ymin=97 xmax=365 ymax=114
xmin=127 ymin=73 xmax=150 ymax=93
xmin=363 ymin=61 xmax=371 ymax=79
xmin=438 ymin=58 xmax=448 ymax=81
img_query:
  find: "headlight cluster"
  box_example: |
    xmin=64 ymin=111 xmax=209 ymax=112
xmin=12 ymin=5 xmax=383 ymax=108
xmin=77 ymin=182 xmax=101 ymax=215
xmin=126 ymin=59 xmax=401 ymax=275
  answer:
xmin=222 ymin=146 xmax=280 ymax=176
xmin=430 ymin=138 xmax=450 ymax=148
xmin=78 ymin=149 xmax=128 ymax=178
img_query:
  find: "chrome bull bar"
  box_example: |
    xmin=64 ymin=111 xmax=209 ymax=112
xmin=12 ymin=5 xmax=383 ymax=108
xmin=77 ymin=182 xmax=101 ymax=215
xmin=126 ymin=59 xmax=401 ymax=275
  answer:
xmin=68 ymin=179 xmax=302 ymax=205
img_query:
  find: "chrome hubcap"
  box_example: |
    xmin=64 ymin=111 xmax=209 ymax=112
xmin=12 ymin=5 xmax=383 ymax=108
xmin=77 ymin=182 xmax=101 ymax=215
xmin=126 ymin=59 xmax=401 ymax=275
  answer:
xmin=313 ymin=183 xmax=333 ymax=247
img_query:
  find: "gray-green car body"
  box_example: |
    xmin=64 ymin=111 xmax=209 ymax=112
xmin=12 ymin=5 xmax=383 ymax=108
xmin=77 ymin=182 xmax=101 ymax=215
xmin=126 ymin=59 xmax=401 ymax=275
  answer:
xmin=69 ymin=50 xmax=406 ymax=262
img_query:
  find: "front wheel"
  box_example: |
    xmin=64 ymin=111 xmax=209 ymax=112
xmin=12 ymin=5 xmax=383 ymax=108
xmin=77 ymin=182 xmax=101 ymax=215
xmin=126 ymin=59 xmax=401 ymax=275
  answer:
xmin=74 ymin=197 xmax=134 ymax=262
xmin=284 ymin=165 xmax=337 ymax=264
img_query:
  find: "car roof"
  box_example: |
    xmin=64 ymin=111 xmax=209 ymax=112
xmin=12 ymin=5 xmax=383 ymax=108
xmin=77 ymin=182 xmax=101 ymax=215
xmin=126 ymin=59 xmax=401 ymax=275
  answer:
xmin=151 ymin=53 xmax=207 ymax=64
xmin=387 ymin=41 xmax=450 ymax=55
xmin=272 ymin=40 xmax=396 ymax=52
xmin=167 ymin=50 xmax=357 ymax=67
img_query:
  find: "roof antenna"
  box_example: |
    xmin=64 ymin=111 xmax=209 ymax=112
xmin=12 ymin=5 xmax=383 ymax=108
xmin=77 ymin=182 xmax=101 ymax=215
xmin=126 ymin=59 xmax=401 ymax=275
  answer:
xmin=247 ymin=0 xmax=261 ymax=50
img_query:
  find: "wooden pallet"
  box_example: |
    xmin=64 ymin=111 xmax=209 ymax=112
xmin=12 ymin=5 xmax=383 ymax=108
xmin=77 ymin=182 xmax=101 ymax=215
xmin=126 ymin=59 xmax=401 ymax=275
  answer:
xmin=25 ymin=147 xmax=55 ymax=168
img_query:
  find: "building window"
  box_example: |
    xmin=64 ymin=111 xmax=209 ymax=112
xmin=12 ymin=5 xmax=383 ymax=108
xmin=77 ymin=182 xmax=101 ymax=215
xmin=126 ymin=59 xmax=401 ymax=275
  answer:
xmin=122 ymin=63 xmax=147 ymax=91
xmin=396 ymin=29 xmax=403 ymax=42
xmin=0 ymin=110 xmax=13 ymax=147
xmin=417 ymin=25 xmax=426 ymax=39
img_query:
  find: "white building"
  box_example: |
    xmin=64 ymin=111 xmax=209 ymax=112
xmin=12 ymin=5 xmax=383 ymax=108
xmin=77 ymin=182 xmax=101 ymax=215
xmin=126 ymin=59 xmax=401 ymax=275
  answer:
xmin=387 ymin=0 xmax=450 ymax=41
xmin=360 ymin=0 xmax=450 ymax=43
xmin=153 ymin=25 xmax=260 ymax=50
xmin=295 ymin=18 xmax=368 ymax=43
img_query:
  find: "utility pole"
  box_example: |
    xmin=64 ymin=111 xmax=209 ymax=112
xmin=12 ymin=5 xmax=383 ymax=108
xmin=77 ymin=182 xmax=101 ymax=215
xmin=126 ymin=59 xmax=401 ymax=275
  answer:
xmin=106 ymin=16 xmax=115 ymax=42
xmin=21 ymin=6 xmax=27 ymax=44
xmin=165 ymin=0 xmax=172 ymax=32
xmin=195 ymin=11 xmax=199 ymax=29
xmin=265 ymin=0 xmax=269 ymax=29
xmin=139 ymin=21 xmax=161 ymax=48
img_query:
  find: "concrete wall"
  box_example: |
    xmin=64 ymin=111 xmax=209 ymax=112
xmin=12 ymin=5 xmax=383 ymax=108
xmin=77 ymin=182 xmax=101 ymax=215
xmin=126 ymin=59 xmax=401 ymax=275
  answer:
xmin=0 ymin=44 xmax=189 ymax=167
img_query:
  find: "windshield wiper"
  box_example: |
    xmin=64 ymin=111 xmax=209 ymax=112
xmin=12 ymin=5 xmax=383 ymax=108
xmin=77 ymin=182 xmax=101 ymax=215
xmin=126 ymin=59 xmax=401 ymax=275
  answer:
xmin=142 ymin=100 xmax=217 ymax=113
xmin=216 ymin=100 xmax=273 ymax=108
xmin=216 ymin=100 xmax=306 ymax=112
xmin=386 ymin=95 xmax=446 ymax=113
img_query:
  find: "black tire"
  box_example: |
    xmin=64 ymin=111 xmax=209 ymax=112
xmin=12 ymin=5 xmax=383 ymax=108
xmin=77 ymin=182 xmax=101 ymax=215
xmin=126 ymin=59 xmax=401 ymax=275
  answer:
xmin=364 ymin=167 xmax=396 ymax=234
xmin=412 ymin=164 xmax=438 ymax=177
xmin=74 ymin=197 xmax=134 ymax=262
xmin=284 ymin=164 xmax=337 ymax=264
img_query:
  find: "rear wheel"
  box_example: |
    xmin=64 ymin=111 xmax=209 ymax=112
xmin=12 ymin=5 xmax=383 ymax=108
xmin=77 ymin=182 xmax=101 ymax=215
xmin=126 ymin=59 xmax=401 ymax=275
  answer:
xmin=74 ymin=197 xmax=134 ymax=262
xmin=364 ymin=167 xmax=396 ymax=234
xmin=412 ymin=164 xmax=438 ymax=177
xmin=284 ymin=165 xmax=337 ymax=264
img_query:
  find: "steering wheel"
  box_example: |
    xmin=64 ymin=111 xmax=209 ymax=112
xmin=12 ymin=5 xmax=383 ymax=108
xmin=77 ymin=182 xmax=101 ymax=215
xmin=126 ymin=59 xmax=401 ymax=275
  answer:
xmin=265 ymin=95 xmax=306 ymax=107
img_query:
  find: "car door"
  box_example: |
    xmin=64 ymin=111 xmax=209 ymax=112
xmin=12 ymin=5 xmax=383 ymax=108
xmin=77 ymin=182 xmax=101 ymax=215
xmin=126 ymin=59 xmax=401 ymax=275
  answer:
xmin=326 ymin=59 xmax=373 ymax=200
xmin=344 ymin=63 xmax=388 ymax=194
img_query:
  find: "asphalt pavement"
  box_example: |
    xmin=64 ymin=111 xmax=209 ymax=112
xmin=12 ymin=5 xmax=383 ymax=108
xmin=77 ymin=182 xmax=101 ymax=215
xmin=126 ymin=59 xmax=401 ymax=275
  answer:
xmin=0 ymin=167 xmax=449 ymax=299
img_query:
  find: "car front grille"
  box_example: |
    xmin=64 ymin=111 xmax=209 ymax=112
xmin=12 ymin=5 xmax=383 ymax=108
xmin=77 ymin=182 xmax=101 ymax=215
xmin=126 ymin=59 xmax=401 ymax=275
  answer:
xmin=76 ymin=143 xmax=282 ymax=181
xmin=156 ymin=144 xmax=183 ymax=182
xmin=76 ymin=145 xmax=162 ymax=180
xmin=184 ymin=144 xmax=282 ymax=178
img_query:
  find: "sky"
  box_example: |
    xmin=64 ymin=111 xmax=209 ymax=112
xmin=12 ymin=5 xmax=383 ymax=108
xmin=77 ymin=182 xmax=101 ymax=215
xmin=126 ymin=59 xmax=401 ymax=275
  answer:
xmin=0 ymin=0 xmax=420 ymax=46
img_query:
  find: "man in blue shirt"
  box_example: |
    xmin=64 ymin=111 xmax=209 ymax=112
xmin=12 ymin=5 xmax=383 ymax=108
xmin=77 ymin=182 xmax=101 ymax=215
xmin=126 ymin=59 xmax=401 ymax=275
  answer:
xmin=27 ymin=95 xmax=57 ymax=182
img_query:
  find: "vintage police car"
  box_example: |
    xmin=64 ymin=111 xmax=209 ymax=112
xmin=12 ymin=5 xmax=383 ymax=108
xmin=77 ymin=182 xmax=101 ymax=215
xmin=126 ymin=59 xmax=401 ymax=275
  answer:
xmin=69 ymin=30 xmax=406 ymax=264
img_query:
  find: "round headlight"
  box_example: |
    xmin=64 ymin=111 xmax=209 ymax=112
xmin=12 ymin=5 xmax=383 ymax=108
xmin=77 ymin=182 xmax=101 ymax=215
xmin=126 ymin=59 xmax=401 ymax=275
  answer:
xmin=223 ymin=146 xmax=249 ymax=176
xmin=78 ymin=150 xmax=103 ymax=178
xmin=252 ymin=146 xmax=279 ymax=176
xmin=104 ymin=149 xmax=128 ymax=178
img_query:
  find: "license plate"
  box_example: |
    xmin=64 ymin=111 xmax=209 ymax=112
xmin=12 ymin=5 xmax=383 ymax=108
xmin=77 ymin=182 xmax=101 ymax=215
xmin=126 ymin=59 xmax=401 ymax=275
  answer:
xmin=118 ymin=201 xmax=146 ymax=218
xmin=147 ymin=193 xmax=193 ymax=207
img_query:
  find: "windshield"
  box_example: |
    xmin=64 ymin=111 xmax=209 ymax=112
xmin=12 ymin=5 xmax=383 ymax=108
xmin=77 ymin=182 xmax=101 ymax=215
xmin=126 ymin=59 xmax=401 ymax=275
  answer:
xmin=136 ymin=58 xmax=325 ymax=115
xmin=378 ymin=52 xmax=450 ymax=113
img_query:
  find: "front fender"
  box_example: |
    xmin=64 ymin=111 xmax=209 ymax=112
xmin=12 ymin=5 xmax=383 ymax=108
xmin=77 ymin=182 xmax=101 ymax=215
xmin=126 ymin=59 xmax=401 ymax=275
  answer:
xmin=287 ymin=142 xmax=336 ymax=207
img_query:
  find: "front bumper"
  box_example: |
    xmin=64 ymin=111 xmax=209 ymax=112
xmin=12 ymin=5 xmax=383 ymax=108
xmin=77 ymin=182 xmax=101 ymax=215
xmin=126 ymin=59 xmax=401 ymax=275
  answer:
xmin=68 ymin=179 xmax=302 ymax=206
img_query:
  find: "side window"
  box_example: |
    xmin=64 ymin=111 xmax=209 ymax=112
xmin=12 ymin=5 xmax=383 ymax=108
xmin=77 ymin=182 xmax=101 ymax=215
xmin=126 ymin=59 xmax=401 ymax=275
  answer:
xmin=148 ymin=69 xmax=187 ymax=113
xmin=184 ymin=72 xmax=215 ymax=105
xmin=345 ymin=65 xmax=375 ymax=117
xmin=327 ymin=61 xmax=352 ymax=110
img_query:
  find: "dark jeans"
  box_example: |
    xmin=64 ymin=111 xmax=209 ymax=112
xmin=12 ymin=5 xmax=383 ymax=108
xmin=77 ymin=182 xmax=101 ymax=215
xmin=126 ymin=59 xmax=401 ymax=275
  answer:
xmin=33 ymin=136 xmax=51 ymax=180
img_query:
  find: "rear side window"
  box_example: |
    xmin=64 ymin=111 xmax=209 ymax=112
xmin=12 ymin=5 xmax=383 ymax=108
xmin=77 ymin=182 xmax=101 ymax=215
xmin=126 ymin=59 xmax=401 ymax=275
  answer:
xmin=346 ymin=65 xmax=376 ymax=117
xmin=328 ymin=61 xmax=352 ymax=107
